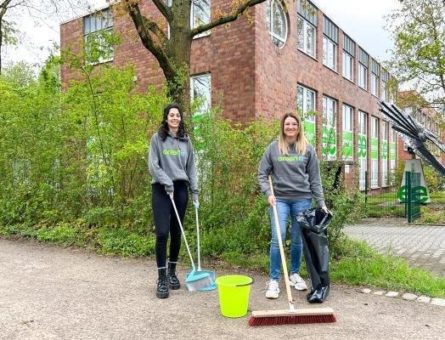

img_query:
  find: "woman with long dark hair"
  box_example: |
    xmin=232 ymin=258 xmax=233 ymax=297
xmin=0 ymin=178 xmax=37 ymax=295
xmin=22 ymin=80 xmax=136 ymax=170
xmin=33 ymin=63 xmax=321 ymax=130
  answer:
xmin=258 ymin=113 xmax=327 ymax=299
xmin=148 ymin=103 xmax=199 ymax=299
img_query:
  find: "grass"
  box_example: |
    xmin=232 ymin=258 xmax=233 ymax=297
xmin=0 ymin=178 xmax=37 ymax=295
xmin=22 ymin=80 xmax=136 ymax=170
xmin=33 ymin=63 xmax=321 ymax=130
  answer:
xmin=331 ymin=238 xmax=445 ymax=298
xmin=365 ymin=189 xmax=445 ymax=221
xmin=1 ymin=223 xmax=444 ymax=298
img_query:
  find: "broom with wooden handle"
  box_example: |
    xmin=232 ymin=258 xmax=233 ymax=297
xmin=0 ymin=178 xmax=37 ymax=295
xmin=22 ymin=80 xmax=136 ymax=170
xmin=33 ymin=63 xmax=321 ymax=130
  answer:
xmin=248 ymin=176 xmax=336 ymax=326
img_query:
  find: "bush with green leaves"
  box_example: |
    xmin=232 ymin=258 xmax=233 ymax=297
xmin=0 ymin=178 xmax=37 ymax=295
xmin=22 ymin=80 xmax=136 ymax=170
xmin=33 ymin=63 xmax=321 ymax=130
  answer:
xmin=0 ymin=60 xmax=362 ymax=262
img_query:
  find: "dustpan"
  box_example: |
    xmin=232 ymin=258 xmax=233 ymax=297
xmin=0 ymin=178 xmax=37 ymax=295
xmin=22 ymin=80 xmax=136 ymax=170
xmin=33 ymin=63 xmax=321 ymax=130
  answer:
xmin=169 ymin=195 xmax=213 ymax=291
xmin=187 ymin=205 xmax=216 ymax=291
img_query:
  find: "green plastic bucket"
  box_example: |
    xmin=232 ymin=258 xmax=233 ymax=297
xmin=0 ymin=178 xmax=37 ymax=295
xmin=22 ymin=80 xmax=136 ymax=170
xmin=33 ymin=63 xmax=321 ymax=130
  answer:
xmin=215 ymin=275 xmax=253 ymax=318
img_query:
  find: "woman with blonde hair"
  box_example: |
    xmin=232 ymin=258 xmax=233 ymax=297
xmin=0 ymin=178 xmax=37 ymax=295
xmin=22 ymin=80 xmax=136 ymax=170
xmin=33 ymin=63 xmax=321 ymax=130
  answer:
xmin=258 ymin=112 xmax=327 ymax=299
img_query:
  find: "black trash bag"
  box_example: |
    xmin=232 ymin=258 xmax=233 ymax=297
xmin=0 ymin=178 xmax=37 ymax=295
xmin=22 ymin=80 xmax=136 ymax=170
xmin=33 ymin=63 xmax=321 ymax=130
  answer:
xmin=296 ymin=208 xmax=333 ymax=303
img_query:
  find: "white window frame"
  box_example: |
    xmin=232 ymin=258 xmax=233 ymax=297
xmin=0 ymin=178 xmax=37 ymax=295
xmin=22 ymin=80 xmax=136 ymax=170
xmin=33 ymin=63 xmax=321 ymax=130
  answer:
xmin=342 ymin=104 xmax=354 ymax=160
xmin=358 ymin=63 xmax=367 ymax=90
xmin=297 ymin=16 xmax=316 ymax=58
xmin=322 ymin=96 xmax=337 ymax=160
xmin=190 ymin=73 xmax=211 ymax=115
xmin=358 ymin=111 xmax=367 ymax=191
xmin=371 ymin=72 xmax=379 ymax=97
xmin=343 ymin=52 xmax=353 ymax=81
xmin=323 ymin=36 xmax=337 ymax=70
xmin=381 ymin=121 xmax=389 ymax=187
xmin=322 ymin=96 xmax=336 ymax=127
xmin=297 ymin=85 xmax=316 ymax=121
xmin=359 ymin=110 xmax=367 ymax=135
xmin=370 ymin=116 xmax=379 ymax=188
xmin=343 ymin=104 xmax=353 ymax=132
xmin=83 ymin=8 xmax=114 ymax=64
xmin=371 ymin=116 xmax=379 ymax=138
xmin=191 ymin=0 xmax=211 ymax=38
xmin=265 ymin=0 xmax=288 ymax=48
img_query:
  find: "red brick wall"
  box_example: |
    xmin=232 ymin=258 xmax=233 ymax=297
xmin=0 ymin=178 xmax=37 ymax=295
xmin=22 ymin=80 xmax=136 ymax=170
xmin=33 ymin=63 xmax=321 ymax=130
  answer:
xmin=61 ymin=1 xmax=256 ymax=121
xmin=253 ymin=3 xmax=385 ymax=188
xmin=61 ymin=1 xmax=424 ymax=191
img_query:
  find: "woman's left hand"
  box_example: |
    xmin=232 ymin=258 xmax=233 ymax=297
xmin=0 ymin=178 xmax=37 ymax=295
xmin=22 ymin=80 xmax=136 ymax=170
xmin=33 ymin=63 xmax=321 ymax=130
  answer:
xmin=321 ymin=205 xmax=329 ymax=214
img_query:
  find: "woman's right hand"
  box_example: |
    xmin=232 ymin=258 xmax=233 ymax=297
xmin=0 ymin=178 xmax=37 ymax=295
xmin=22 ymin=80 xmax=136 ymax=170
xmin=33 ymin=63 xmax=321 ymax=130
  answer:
xmin=268 ymin=195 xmax=276 ymax=206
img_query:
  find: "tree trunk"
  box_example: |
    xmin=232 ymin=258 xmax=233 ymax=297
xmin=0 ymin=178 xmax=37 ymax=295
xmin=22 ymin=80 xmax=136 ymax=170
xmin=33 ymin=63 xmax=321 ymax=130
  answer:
xmin=165 ymin=2 xmax=192 ymax=113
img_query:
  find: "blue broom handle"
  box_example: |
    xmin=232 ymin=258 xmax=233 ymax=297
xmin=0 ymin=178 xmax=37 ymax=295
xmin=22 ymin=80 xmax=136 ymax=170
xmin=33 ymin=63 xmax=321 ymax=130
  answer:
xmin=169 ymin=195 xmax=196 ymax=271
xmin=269 ymin=176 xmax=295 ymax=311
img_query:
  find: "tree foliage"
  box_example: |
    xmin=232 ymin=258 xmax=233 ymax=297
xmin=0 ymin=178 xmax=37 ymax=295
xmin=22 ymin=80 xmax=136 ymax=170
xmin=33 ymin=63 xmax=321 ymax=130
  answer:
xmin=387 ymin=0 xmax=445 ymax=109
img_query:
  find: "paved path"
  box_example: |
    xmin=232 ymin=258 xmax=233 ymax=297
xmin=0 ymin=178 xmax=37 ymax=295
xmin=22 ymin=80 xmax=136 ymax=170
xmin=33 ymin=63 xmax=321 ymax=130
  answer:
xmin=344 ymin=218 xmax=445 ymax=277
xmin=1 ymin=238 xmax=444 ymax=340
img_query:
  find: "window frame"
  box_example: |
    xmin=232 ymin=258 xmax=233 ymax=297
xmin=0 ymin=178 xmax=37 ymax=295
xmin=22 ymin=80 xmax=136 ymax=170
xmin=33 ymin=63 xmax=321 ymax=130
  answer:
xmin=297 ymin=16 xmax=316 ymax=58
xmin=190 ymin=73 xmax=212 ymax=115
xmin=358 ymin=48 xmax=369 ymax=90
xmin=191 ymin=0 xmax=211 ymax=38
xmin=297 ymin=84 xmax=316 ymax=121
xmin=265 ymin=0 xmax=288 ymax=48
xmin=322 ymin=16 xmax=338 ymax=71
xmin=83 ymin=8 xmax=114 ymax=64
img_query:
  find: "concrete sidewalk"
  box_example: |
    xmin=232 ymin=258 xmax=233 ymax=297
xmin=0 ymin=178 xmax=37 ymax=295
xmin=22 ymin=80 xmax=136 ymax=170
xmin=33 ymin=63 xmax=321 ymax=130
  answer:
xmin=344 ymin=218 xmax=445 ymax=277
xmin=1 ymin=238 xmax=444 ymax=340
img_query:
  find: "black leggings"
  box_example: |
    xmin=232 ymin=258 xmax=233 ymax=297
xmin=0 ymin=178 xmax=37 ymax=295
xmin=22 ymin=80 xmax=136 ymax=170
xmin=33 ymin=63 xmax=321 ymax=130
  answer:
xmin=152 ymin=181 xmax=189 ymax=268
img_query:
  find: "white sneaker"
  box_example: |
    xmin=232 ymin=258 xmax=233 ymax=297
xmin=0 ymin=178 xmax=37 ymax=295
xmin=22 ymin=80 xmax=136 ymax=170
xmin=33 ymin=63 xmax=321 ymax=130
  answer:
xmin=289 ymin=273 xmax=308 ymax=291
xmin=265 ymin=279 xmax=280 ymax=299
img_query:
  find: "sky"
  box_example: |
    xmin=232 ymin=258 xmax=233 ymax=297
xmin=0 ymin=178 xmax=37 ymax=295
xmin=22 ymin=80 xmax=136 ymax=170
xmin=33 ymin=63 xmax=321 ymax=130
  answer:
xmin=314 ymin=0 xmax=401 ymax=62
xmin=3 ymin=0 xmax=401 ymax=69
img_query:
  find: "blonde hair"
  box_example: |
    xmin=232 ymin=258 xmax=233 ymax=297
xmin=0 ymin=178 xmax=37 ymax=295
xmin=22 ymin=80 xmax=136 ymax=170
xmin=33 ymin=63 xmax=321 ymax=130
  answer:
xmin=278 ymin=113 xmax=308 ymax=155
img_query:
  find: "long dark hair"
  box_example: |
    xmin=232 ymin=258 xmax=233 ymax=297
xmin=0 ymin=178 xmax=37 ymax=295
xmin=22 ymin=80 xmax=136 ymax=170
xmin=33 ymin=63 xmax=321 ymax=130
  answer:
xmin=158 ymin=103 xmax=187 ymax=141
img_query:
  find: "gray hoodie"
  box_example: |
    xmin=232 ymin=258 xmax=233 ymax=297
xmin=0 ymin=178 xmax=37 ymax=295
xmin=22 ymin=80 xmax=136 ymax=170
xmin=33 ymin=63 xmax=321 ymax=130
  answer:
xmin=258 ymin=141 xmax=325 ymax=207
xmin=148 ymin=132 xmax=198 ymax=201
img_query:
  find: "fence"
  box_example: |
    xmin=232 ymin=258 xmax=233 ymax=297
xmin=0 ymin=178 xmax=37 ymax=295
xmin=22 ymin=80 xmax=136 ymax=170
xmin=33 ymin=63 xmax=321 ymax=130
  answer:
xmin=363 ymin=170 xmax=421 ymax=222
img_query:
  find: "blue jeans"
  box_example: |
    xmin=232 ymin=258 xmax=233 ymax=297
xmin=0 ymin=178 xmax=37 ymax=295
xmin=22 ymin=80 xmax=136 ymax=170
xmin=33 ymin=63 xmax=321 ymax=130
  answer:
xmin=269 ymin=198 xmax=312 ymax=280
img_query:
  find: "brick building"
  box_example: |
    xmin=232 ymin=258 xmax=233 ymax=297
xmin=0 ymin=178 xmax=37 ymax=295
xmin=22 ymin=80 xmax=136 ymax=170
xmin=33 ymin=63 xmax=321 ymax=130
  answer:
xmin=61 ymin=0 xmax=443 ymax=191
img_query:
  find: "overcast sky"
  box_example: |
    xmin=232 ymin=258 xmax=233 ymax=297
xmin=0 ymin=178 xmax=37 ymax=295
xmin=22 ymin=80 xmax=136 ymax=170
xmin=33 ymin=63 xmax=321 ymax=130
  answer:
xmin=3 ymin=0 xmax=401 ymax=69
xmin=315 ymin=0 xmax=401 ymax=61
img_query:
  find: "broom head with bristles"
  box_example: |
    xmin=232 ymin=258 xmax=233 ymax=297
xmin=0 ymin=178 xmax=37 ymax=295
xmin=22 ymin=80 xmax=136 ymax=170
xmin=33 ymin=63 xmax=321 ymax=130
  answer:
xmin=248 ymin=307 xmax=336 ymax=326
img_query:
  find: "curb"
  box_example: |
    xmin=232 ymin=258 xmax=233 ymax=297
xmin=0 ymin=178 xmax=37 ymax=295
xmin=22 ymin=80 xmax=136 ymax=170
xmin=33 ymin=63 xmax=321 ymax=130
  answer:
xmin=360 ymin=288 xmax=445 ymax=307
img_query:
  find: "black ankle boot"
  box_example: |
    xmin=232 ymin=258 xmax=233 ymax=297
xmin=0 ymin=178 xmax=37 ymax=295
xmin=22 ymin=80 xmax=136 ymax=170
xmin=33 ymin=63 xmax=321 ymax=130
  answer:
xmin=168 ymin=262 xmax=180 ymax=290
xmin=156 ymin=268 xmax=169 ymax=299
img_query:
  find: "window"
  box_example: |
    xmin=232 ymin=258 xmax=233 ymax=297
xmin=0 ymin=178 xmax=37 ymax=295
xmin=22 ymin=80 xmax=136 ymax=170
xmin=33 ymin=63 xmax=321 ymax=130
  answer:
xmin=381 ymin=69 xmax=390 ymax=101
xmin=371 ymin=59 xmax=380 ymax=97
xmin=389 ymin=128 xmax=397 ymax=184
xmin=343 ymin=35 xmax=355 ymax=81
xmin=323 ymin=16 xmax=338 ymax=70
xmin=297 ymin=0 xmax=317 ymax=57
xmin=358 ymin=48 xmax=369 ymax=90
xmin=322 ymin=96 xmax=336 ymax=127
xmin=83 ymin=8 xmax=114 ymax=63
xmin=191 ymin=0 xmax=211 ymax=37
xmin=322 ymin=96 xmax=337 ymax=160
xmin=297 ymin=85 xmax=316 ymax=120
xmin=297 ymin=84 xmax=316 ymax=145
xmin=342 ymin=104 xmax=353 ymax=132
xmin=342 ymin=104 xmax=354 ymax=160
xmin=265 ymin=0 xmax=288 ymax=48
xmin=381 ymin=121 xmax=389 ymax=186
xmin=358 ymin=111 xmax=367 ymax=190
xmin=191 ymin=74 xmax=211 ymax=115
xmin=370 ymin=116 xmax=379 ymax=188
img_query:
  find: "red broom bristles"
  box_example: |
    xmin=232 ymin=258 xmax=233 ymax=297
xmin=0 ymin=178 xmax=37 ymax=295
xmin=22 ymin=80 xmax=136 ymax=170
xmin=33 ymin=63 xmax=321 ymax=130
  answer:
xmin=248 ymin=314 xmax=336 ymax=326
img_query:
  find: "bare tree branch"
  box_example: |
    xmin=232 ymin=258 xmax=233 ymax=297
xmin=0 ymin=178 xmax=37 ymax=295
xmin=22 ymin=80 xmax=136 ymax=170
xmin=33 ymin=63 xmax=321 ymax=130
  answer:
xmin=126 ymin=2 xmax=175 ymax=80
xmin=152 ymin=0 xmax=172 ymax=21
xmin=190 ymin=0 xmax=266 ymax=37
